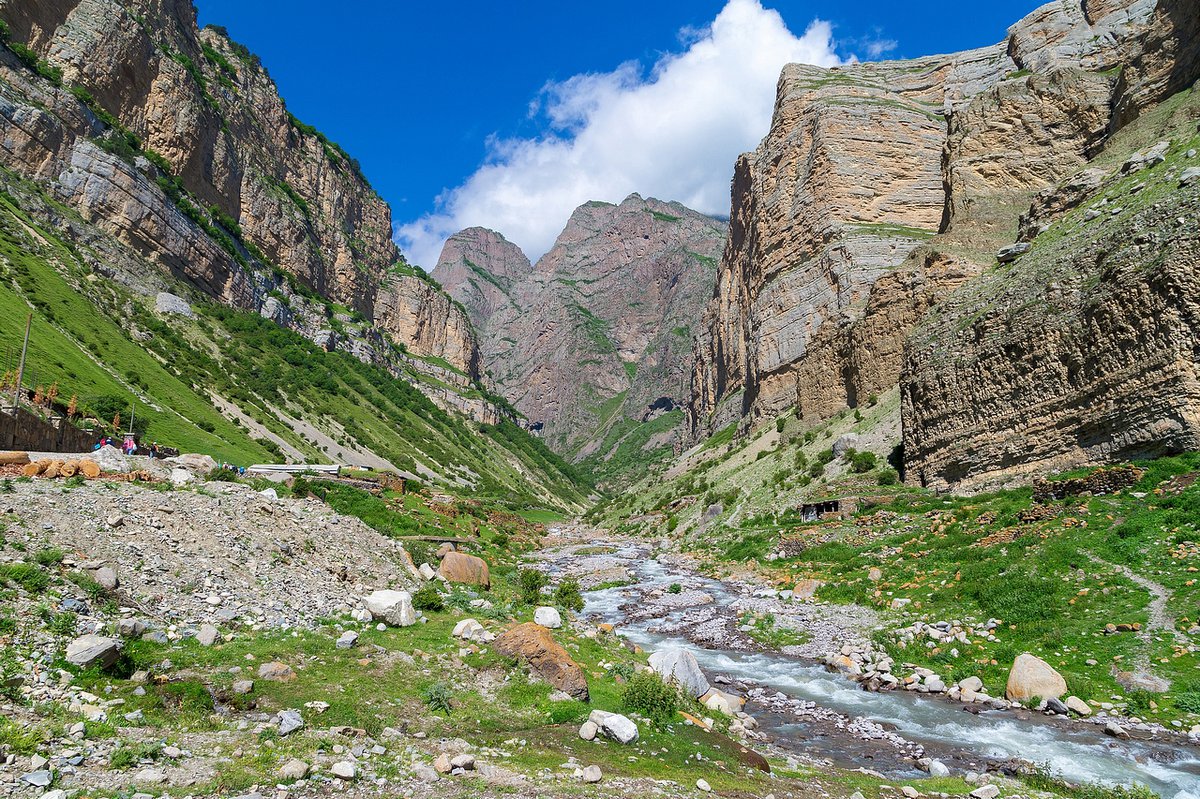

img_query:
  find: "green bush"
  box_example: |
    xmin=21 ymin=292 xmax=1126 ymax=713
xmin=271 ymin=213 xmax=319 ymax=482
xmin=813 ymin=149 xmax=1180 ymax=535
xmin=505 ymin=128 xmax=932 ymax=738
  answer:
xmin=109 ymin=741 xmax=162 ymax=770
xmin=411 ymin=583 xmax=444 ymax=612
xmin=1174 ymin=691 xmax=1200 ymax=714
xmin=554 ymin=578 xmax=584 ymax=612
xmin=517 ymin=569 xmax=548 ymax=605
xmin=877 ymin=468 xmax=900 ymax=486
xmin=0 ymin=563 xmax=50 ymax=593
xmin=621 ymin=671 xmax=679 ymax=724
xmin=849 ymin=451 xmax=877 ymax=473
xmin=32 ymin=548 xmax=65 ymax=566
xmin=667 ymin=583 xmax=682 ymax=594
xmin=1124 ymin=690 xmax=1152 ymax=715
xmin=290 ymin=476 xmax=311 ymax=498
xmin=490 ymin=532 xmax=509 ymax=549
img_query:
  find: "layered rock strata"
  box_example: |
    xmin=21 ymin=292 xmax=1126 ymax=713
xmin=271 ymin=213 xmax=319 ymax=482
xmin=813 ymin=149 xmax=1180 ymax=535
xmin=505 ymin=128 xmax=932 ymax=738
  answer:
xmin=687 ymin=0 xmax=1177 ymax=445
xmin=0 ymin=0 xmax=478 ymax=377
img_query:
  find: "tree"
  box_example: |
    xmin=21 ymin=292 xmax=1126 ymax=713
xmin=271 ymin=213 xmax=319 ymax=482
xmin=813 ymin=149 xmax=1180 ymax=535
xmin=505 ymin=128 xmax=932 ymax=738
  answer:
xmin=33 ymin=385 xmax=45 ymax=407
xmin=46 ymin=382 xmax=58 ymax=408
xmin=67 ymin=395 xmax=78 ymax=418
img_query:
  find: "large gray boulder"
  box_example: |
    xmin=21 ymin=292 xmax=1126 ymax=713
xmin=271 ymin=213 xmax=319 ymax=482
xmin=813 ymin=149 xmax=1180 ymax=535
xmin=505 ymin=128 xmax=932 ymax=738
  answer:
xmin=65 ymin=635 xmax=121 ymax=669
xmin=648 ymin=647 xmax=709 ymax=698
xmin=365 ymin=590 xmax=416 ymax=627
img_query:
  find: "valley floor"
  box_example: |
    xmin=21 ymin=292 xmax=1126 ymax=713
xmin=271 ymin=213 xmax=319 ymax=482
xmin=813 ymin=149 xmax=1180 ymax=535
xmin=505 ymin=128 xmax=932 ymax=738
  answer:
xmin=3 ymin=456 xmax=1199 ymax=799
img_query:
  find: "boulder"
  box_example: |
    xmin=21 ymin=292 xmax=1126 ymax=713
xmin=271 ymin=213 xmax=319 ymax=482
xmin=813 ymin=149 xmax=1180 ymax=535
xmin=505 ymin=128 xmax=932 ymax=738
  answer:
xmin=335 ymin=630 xmax=359 ymax=649
xmin=365 ymin=590 xmax=416 ymax=627
xmin=277 ymin=709 xmax=304 ymax=736
xmin=578 ymin=720 xmax=598 ymax=741
xmin=278 ymin=759 xmax=310 ymax=780
xmin=438 ymin=552 xmax=491 ymax=588
xmin=331 ymin=761 xmax=356 ymax=780
xmin=196 ymin=624 xmax=220 ymax=647
xmin=792 ymin=579 xmax=822 ymax=600
xmin=588 ymin=709 xmax=638 ymax=744
xmin=700 ymin=688 xmax=745 ymax=716
xmin=996 ymin=242 xmax=1032 ymax=263
xmin=534 ymin=606 xmax=562 ymax=629
xmin=257 ymin=661 xmax=296 ymax=682
xmin=65 ymin=635 xmax=121 ymax=669
xmin=582 ymin=765 xmax=602 ymax=783
xmin=93 ymin=566 xmax=119 ymax=590
xmin=172 ymin=453 xmax=217 ymax=474
xmin=1005 ymin=653 xmax=1067 ymax=702
xmin=648 ymin=647 xmax=709 ymax=697
xmin=1065 ymin=695 xmax=1092 ymax=716
xmin=418 ymin=563 xmax=437 ymax=581
xmin=494 ymin=623 xmax=588 ymax=700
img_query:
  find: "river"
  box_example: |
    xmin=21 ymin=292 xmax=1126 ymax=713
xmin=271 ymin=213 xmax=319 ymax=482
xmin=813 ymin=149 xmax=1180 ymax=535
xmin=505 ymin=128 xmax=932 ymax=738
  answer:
xmin=539 ymin=533 xmax=1200 ymax=798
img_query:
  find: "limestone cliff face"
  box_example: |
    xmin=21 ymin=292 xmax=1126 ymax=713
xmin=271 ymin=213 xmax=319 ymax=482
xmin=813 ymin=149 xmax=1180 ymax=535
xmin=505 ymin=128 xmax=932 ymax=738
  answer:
xmin=897 ymin=0 xmax=1200 ymax=489
xmin=0 ymin=0 xmax=478 ymax=377
xmin=688 ymin=0 xmax=1181 ymax=448
xmin=434 ymin=195 xmax=726 ymax=460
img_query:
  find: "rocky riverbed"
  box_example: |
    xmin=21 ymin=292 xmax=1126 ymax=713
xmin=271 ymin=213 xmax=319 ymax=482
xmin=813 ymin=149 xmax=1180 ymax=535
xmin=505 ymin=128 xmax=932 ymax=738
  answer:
xmin=533 ymin=524 xmax=1200 ymax=797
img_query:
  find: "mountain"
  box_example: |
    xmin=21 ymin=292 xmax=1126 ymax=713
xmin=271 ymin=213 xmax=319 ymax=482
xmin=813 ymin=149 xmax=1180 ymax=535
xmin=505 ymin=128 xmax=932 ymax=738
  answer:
xmin=434 ymin=194 xmax=726 ymax=484
xmin=686 ymin=0 xmax=1200 ymax=490
xmin=0 ymin=0 xmax=585 ymax=509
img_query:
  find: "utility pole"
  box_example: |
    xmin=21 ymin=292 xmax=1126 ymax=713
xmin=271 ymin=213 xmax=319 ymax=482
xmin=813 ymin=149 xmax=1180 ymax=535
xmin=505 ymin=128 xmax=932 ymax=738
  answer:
xmin=10 ymin=312 xmax=30 ymax=414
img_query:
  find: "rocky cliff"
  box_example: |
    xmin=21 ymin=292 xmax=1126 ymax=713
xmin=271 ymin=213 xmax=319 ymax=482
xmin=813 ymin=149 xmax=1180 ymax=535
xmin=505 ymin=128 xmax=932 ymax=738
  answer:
xmin=0 ymin=0 xmax=479 ymax=378
xmin=434 ymin=195 xmax=726 ymax=475
xmin=687 ymin=0 xmax=1185 ymax=451
xmin=903 ymin=87 xmax=1200 ymax=489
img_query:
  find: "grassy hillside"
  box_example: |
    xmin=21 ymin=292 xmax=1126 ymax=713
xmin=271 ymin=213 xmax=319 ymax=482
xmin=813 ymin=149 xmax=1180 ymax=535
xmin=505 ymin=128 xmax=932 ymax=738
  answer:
xmin=0 ymin=183 xmax=586 ymax=511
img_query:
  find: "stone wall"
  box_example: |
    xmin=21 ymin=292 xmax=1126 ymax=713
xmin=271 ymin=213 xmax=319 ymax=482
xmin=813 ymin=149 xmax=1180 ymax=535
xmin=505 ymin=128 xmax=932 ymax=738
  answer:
xmin=0 ymin=407 xmax=96 ymax=452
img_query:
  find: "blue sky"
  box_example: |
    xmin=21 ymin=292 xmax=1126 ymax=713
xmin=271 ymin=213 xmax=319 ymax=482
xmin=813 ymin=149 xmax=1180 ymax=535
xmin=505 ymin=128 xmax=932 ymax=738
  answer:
xmin=194 ymin=1 xmax=1043 ymax=266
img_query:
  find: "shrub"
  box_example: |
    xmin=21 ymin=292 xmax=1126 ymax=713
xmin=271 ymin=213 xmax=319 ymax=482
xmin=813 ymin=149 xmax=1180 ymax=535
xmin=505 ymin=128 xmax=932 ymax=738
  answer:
xmin=1124 ymin=690 xmax=1152 ymax=715
xmin=108 ymin=741 xmax=162 ymax=770
xmin=517 ymin=569 xmax=548 ymax=605
xmin=667 ymin=583 xmax=682 ymax=594
xmin=849 ymin=451 xmax=877 ymax=473
xmin=554 ymin=578 xmax=584 ymax=612
xmin=666 ymin=516 xmax=678 ymax=532
xmin=877 ymin=468 xmax=900 ymax=486
xmin=816 ymin=448 xmax=835 ymax=465
xmin=490 ymin=532 xmax=509 ymax=549
xmin=0 ymin=563 xmax=50 ymax=593
xmin=32 ymin=547 xmax=65 ymax=566
xmin=621 ymin=670 xmax=679 ymax=724
xmin=206 ymin=468 xmax=240 ymax=483
xmin=775 ymin=417 xmax=786 ymax=433
xmin=422 ymin=682 xmax=453 ymax=714
xmin=46 ymin=610 xmax=77 ymax=636
xmin=1174 ymin=691 xmax=1200 ymax=715
xmin=411 ymin=583 xmax=444 ymax=612
xmin=290 ymin=476 xmax=311 ymax=498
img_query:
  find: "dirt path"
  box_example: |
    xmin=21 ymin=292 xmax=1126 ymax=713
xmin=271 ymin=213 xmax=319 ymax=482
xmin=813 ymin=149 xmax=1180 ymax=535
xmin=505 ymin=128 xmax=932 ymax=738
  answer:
xmin=1084 ymin=552 xmax=1185 ymax=646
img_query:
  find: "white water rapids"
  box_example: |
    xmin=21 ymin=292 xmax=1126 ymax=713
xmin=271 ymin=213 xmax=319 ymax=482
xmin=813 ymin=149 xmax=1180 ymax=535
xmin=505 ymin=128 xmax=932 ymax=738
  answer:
xmin=576 ymin=546 xmax=1200 ymax=798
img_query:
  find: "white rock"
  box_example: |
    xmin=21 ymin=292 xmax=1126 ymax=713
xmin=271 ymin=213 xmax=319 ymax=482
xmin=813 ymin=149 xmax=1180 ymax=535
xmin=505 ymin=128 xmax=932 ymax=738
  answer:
xmin=970 ymin=786 xmax=1000 ymax=799
xmin=578 ymin=720 xmax=598 ymax=740
xmin=534 ymin=606 xmax=562 ymax=629
xmin=588 ymin=709 xmax=639 ymax=744
xmin=696 ymin=778 xmax=712 ymax=792
xmin=582 ymin=764 xmax=602 ymax=783
xmin=331 ymin=761 xmax=356 ymax=780
xmin=365 ymin=590 xmax=416 ymax=627
xmin=648 ymin=647 xmax=710 ymax=697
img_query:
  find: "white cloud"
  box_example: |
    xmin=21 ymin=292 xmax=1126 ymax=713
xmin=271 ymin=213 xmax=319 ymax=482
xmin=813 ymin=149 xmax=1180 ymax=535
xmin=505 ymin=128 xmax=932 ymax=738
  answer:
xmin=396 ymin=0 xmax=845 ymax=269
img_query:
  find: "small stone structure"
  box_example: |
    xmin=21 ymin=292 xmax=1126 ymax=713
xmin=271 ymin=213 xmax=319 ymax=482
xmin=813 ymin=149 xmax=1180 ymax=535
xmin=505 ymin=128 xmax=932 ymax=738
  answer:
xmin=1032 ymin=464 xmax=1143 ymax=503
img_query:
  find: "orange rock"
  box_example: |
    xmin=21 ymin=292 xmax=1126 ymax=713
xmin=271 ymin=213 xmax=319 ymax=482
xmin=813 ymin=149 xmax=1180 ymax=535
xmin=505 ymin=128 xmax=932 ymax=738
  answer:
xmin=494 ymin=622 xmax=588 ymax=701
xmin=0 ymin=451 xmax=30 ymax=466
xmin=79 ymin=460 xmax=101 ymax=479
xmin=438 ymin=551 xmax=491 ymax=588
